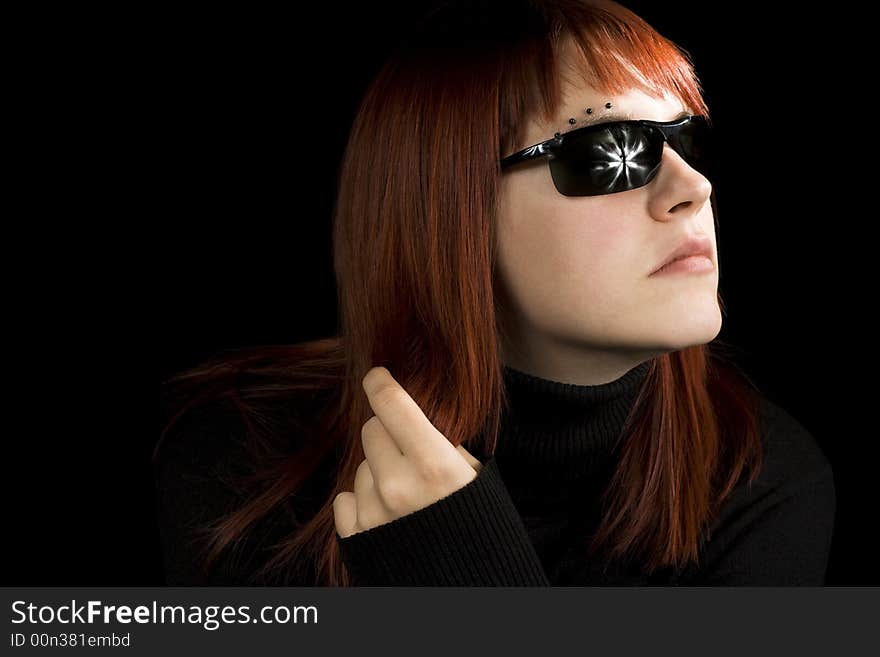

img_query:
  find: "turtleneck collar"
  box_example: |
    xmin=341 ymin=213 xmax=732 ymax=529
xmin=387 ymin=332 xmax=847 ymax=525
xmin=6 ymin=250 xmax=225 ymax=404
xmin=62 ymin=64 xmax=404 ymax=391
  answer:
xmin=491 ymin=359 xmax=652 ymax=504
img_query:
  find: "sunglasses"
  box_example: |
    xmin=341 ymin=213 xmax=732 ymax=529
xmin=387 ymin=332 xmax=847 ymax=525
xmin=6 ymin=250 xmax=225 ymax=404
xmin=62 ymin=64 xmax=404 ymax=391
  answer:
xmin=499 ymin=114 xmax=712 ymax=197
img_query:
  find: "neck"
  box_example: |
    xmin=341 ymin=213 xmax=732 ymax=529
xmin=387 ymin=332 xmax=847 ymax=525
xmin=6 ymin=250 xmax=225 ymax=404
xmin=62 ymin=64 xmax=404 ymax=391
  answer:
xmin=491 ymin=359 xmax=653 ymax=506
xmin=498 ymin=331 xmax=660 ymax=386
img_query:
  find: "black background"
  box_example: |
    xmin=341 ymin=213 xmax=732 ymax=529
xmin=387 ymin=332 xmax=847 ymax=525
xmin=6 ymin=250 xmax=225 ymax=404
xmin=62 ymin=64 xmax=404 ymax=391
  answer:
xmin=8 ymin=2 xmax=872 ymax=585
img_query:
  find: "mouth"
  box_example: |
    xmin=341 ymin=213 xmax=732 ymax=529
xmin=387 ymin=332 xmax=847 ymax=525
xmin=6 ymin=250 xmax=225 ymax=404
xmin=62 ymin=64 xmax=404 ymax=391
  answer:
xmin=649 ymin=234 xmax=715 ymax=276
xmin=650 ymin=254 xmax=715 ymax=276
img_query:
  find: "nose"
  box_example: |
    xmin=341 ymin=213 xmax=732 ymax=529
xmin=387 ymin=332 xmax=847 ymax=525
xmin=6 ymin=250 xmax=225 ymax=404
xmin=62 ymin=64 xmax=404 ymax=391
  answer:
xmin=647 ymin=143 xmax=713 ymax=221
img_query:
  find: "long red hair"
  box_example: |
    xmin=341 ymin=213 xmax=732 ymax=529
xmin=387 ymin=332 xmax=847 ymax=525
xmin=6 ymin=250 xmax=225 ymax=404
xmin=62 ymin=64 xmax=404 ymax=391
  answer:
xmin=156 ymin=0 xmax=763 ymax=586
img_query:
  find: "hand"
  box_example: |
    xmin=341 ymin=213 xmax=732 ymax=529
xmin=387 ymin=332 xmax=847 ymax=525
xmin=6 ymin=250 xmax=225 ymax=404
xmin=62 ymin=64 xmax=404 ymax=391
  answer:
xmin=333 ymin=366 xmax=484 ymax=539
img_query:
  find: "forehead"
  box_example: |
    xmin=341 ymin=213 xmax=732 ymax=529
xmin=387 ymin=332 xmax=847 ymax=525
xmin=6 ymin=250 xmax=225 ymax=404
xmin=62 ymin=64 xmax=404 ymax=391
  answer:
xmin=526 ymin=84 xmax=688 ymax=143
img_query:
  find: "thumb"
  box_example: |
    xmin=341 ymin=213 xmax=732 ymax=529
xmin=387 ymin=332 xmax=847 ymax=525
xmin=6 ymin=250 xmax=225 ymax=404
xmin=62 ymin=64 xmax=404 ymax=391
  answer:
xmin=456 ymin=444 xmax=483 ymax=473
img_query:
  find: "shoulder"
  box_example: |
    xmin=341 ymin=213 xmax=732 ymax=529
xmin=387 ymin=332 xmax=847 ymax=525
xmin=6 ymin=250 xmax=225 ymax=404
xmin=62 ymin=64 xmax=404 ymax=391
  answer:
xmin=155 ymin=390 xmax=329 ymax=473
xmin=702 ymin=391 xmax=836 ymax=544
xmin=700 ymin=391 xmax=836 ymax=547
xmin=154 ymin=399 xmax=255 ymax=497
xmin=675 ymin=392 xmax=837 ymax=584
xmin=752 ymin=393 xmax=834 ymax=494
xmin=154 ymin=387 xmax=340 ymax=518
xmin=158 ymin=398 xmax=246 ymax=451
xmin=153 ymin=399 xmax=257 ymax=543
xmin=154 ymin=394 xmax=338 ymax=585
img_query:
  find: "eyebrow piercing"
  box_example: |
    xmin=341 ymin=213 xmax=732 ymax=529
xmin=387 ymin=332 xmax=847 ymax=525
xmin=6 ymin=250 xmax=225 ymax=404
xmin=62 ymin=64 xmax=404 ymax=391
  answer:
xmin=559 ymin=101 xmax=614 ymax=136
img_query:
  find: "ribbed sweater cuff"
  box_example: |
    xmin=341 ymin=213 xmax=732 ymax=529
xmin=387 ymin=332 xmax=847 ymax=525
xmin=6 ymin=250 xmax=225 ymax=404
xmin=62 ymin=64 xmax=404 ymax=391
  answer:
xmin=335 ymin=456 xmax=551 ymax=586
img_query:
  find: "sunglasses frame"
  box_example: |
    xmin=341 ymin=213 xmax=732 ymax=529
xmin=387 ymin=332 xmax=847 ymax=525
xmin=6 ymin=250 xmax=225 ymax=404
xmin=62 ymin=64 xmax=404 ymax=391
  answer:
xmin=500 ymin=113 xmax=708 ymax=171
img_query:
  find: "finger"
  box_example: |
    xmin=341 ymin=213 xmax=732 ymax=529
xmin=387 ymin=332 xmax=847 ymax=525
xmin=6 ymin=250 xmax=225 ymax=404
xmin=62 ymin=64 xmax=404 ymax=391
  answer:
xmin=362 ymin=366 xmax=454 ymax=461
xmin=333 ymin=491 xmax=358 ymax=538
xmin=361 ymin=415 xmax=407 ymax=484
xmin=353 ymin=459 xmax=384 ymax=532
xmin=456 ymin=444 xmax=483 ymax=472
xmin=353 ymin=458 xmax=375 ymax=504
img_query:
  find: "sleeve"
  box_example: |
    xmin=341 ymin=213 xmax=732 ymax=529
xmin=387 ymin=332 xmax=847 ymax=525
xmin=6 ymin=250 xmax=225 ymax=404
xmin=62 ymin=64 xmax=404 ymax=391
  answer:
xmin=677 ymin=466 xmax=836 ymax=586
xmin=153 ymin=402 xmax=305 ymax=585
xmin=335 ymin=455 xmax=552 ymax=586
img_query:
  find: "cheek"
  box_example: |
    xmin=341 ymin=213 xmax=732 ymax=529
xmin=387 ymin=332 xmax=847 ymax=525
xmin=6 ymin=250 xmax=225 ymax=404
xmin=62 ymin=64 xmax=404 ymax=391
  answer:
xmin=497 ymin=197 xmax=636 ymax=311
xmin=542 ymin=201 xmax=636 ymax=290
xmin=555 ymin=213 xmax=632 ymax=274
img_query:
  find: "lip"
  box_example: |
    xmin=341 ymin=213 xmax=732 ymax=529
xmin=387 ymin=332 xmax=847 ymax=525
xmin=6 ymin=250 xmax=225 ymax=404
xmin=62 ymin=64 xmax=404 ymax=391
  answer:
xmin=649 ymin=234 xmax=715 ymax=276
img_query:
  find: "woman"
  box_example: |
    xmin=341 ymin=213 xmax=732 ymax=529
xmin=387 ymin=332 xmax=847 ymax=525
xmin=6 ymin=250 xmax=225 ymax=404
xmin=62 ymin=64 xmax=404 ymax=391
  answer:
xmin=154 ymin=0 xmax=835 ymax=586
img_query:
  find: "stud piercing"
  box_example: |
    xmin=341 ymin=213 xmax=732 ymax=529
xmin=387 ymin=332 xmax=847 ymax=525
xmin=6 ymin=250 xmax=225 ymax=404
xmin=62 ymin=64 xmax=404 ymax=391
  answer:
xmin=561 ymin=101 xmax=614 ymax=133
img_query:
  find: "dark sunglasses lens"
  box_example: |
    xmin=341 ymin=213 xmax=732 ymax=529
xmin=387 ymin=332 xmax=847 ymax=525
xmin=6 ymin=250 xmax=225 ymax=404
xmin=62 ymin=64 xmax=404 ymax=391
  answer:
xmin=670 ymin=115 xmax=712 ymax=177
xmin=549 ymin=124 xmax=664 ymax=197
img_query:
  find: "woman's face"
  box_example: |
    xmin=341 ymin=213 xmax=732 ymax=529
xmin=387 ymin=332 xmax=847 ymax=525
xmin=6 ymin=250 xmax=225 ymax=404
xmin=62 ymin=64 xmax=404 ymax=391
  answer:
xmin=495 ymin=82 xmax=721 ymax=383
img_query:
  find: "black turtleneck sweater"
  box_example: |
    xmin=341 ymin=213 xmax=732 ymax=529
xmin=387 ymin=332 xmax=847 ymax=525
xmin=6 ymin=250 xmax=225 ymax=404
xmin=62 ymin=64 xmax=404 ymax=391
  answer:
xmin=154 ymin=361 xmax=836 ymax=586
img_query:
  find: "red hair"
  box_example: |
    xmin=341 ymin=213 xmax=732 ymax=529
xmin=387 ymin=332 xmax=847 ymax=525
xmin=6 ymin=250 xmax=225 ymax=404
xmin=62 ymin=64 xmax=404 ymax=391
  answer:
xmin=156 ymin=0 xmax=763 ymax=585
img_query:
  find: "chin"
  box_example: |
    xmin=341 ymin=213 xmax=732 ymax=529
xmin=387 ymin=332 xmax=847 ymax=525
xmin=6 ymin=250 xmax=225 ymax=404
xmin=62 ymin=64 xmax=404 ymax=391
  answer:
xmin=660 ymin=313 xmax=723 ymax=351
xmin=626 ymin=307 xmax=723 ymax=353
